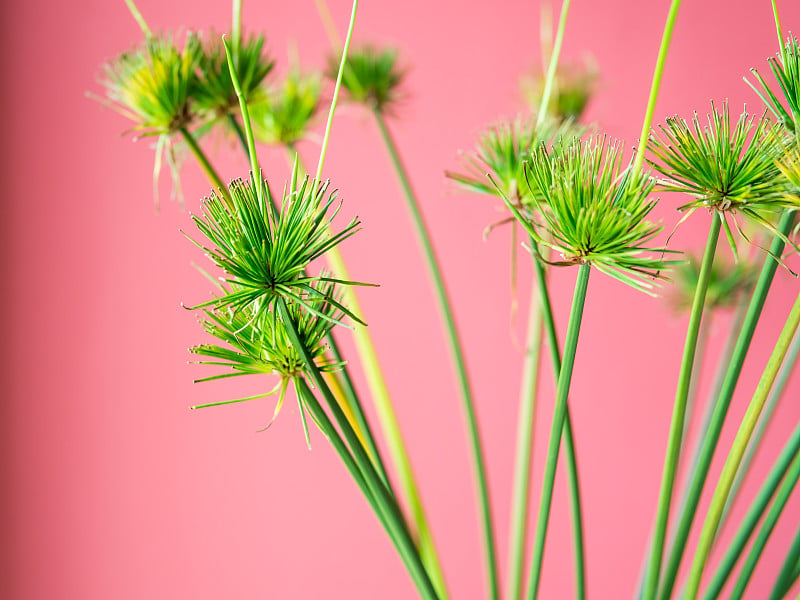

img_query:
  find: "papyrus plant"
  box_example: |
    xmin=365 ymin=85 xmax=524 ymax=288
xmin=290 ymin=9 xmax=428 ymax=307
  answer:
xmin=96 ymin=0 xmax=800 ymax=598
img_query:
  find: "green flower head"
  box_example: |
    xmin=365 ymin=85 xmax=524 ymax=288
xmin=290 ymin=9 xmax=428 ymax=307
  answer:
xmin=101 ymin=33 xmax=202 ymax=136
xmin=521 ymin=60 xmax=597 ymax=122
xmin=186 ymin=173 xmax=368 ymax=326
xmin=446 ymin=115 xmax=583 ymax=206
xmin=331 ymin=45 xmax=405 ymax=115
xmin=670 ymin=255 xmax=757 ymax=313
xmin=510 ymin=136 xmax=677 ymax=294
xmin=250 ymin=69 xmax=322 ymax=146
xmin=193 ymin=31 xmax=274 ymax=119
xmin=648 ymin=101 xmax=797 ymax=259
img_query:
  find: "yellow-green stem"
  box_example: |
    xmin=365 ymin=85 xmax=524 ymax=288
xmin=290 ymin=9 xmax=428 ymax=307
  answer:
xmin=178 ymin=127 xmax=229 ymax=201
xmin=535 ymin=0 xmax=572 ymax=128
xmin=684 ymin=289 xmax=800 ymax=599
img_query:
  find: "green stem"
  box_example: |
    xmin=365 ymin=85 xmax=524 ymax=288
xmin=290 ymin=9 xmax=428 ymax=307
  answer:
xmin=769 ymin=519 xmax=800 ymax=600
xmin=525 ymin=263 xmax=591 ymax=600
xmin=374 ymin=109 xmax=486 ymax=599
xmin=728 ymin=448 xmax=800 ymax=599
xmin=232 ymin=0 xmax=242 ymax=53
xmin=771 ymin=0 xmax=787 ymax=64
xmin=315 ymin=0 xmax=358 ymax=183
xmin=533 ymin=256 xmax=586 ymax=600
xmin=178 ymin=127 xmax=229 ymax=198
xmin=632 ymin=0 xmax=682 ymax=178
xmin=643 ymin=215 xmax=721 ymax=600
xmin=327 ymin=331 xmax=392 ymax=489
xmin=508 ymin=284 xmax=544 ymax=600
xmin=657 ymin=211 xmax=796 ymax=600
xmin=281 ymin=303 xmax=440 ymax=600
xmin=685 ymin=290 xmax=800 ymax=599
xmin=722 ymin=327 xmax=800 ymax=523
xmin=227 ymin=114 xmax=249 ymax=157
xmin=535 ymin=0 xmax=572 ymax=128
xmin=702 ymin=419 xmax=800 ymax=600
xmin=124 ymin=0 xmax=152 ymax=38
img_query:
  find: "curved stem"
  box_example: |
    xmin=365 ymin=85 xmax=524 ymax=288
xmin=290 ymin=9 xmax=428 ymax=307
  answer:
xmin=508 ymin=286 xmax=544 ymax=600
xmin=374 ymin=110 xmax=486 ymax=599
xmin=657 ymin=210 xmax=796 ymax=600
xmin=685 ymin=290 xmax=800 ymax=599
xmin=535 ymin=0 xmax=572 ymax=127
xmin=768 ymin=520 xmax=800 ymax=600
xmin=525 ymin=264 xmax=591 ymax=600
xmin=631 ymin=0 xmax=682 ymax=178
xmin=643 ymin=215 xmax=721 ymax=600
xmin=282 ymin=304 xmax=439 ymax=600
xmin=178 ymin=127 xmax=229 ymax=199
xmin=702 ymin=419 xmax=800 ymax=600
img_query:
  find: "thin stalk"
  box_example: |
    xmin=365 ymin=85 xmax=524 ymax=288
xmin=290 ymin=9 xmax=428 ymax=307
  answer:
xmin=722 ymin=328 xmax=800 ymax=525
xmin=728 ymin=450 xmax=800 ymax=599
xmin=178 ymin=127 xmax=229 ymax=199
xmin=525 ymin=263 xmax=591 ymax=600
xmin=508 ymin=285 xmax=544 ymax=600
xmin=632 ymin=0 xmax=682 ymax=178
xmin=374 ymin=110 xmax=491 ymax=599
xmin=281 ymin=303 xmax=440 ymax=600
xmin=702 ymin=419 xmax=800 ymax=600
xmin=791 ymin=557 xmax=800 ymax=588
xmin=315 ymin=0 xmax=357 ymax=183
xmin=643 ymin=215 xmax=721 ymax=600
xmin=685 ymin=290 xmax=800 ymax=599
xmin=535 ymin=0 xmax=572 ymax=127
xmin=295 ymin=379 xmax=437 ymax=600
xmin=769 ymin=520 xmax=800 ymax=600
xmin=124 ymin=0 xmax=152 ymax=38
xmin=771 ymin=0 xmax=787 ymax=65
xmin=657 ymin=211 xmax=796 ymax=600
xmin=533 ymin=256 xmax=586 ymax=600
xmin=232 ymin=0 xmax=242 ymax=54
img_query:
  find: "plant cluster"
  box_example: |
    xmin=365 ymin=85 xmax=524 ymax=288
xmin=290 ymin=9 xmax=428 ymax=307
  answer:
xmin=97 ymin=1 xmax=800 ymax=599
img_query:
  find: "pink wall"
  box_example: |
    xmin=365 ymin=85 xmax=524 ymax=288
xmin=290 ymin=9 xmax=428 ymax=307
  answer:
xmin=4 ymin=0 xmax=800 ymax=598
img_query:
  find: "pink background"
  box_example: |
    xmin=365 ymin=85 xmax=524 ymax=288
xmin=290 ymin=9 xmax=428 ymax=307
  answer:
xmin=4 ymin=0 xmax=800 ymax=598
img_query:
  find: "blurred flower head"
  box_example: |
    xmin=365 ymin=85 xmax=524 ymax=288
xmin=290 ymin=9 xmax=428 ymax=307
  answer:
xmin=330 ymin=45 xmax=405 ymax=115
xmin=250 ymin=69 xmax=322 ymax=146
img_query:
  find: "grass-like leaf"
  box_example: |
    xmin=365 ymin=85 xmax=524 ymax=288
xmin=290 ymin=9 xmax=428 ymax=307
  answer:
xmin=514 ymin=135 xmax=677 ymax=294
xmin=748 ymin=35 xmax=800 ymax=136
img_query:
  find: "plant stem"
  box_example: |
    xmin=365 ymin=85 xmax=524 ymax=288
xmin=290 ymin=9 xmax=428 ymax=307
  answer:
xmin=281 ymin=303 xmax=440 ymax=600
xmin=227 ymin=114 xmax=249 ymax=156
xmin=722 ymin=327 xmax=800 ymax=523
xmin=656 ymin=211 xmax=796 ymax=600
xmin=374 ymin=109 xmax=490 ymax=599
xmin=232 ymin=0 xmax=242 ymax=53
xmin=508 ymin=283 xmax=544 ymax=600
xmin=326 ymin=331 xmax=392 ymax=489
xmin=769 ymin=519 xmax=800 ymax=600
xmin=535 ymin=0 xmax=572 ymax=127
xmin=178 ymin=127 xmax=229 ymax=198
xmin=685 ymin=290 xmax=800 ymax=599
xmin=525 ymin=263 xmax=591 ymax=600
xmin=632 ymin=0 xmax=682 ymax=178
xmin=642 ymin=215 xmax=721 ymax=600
xmin=124 ymin=0 xmax=152 ymax=38
xmin=701 ymin=419 xmax=800 ymax=600
xmin=771 ymin=0 xmax=787 ymax=64
xmin=315 ymin=0 xmax=358 ymax=183
xmin=533 ymin=256 xmax=586 ymax=600
xmin=728 ymin=448 xmax=800 ymax=599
